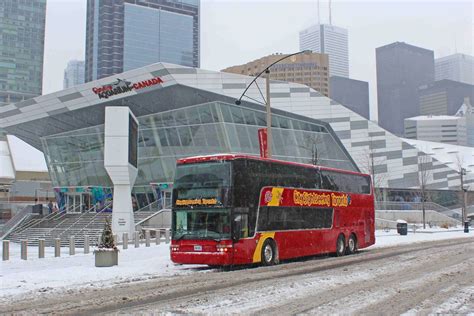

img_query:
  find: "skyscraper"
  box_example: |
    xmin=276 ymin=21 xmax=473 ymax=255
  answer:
xmin=330 ymin=76 xmax=370 ymax=120
xmin=418 ymin=79 xmax=474 ymax=116
xmin=85 ymin=0 xmax=200 ymax=82
xmin=0 ymin=0 xmax=47 ymax=105
xmin=435 ymin=53 xmax=474 ymax=85
xmin=376 ymin=42 xmax=434 ymax=135
xmin=63 ymin=60 xmax=85 ymax=89
xmin=299 ymin=24 xmax=349 ymax=78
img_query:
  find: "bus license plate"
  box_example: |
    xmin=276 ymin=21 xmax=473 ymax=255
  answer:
xmin=194 ymin=245 xmax=202 ymax=251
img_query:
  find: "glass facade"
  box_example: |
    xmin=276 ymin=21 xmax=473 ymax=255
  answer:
xmin=85 ymin=0 xmax=200 ymax=82
xmin=41 ymin=101 xmax=356 ymax=204
xmin=0 ymin=0 xmax=46 ymax=104
xmin=123 ymin=4 xmax=194 ymax=70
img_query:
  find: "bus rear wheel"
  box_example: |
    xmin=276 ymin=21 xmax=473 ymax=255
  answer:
xmin=347 ymin=234 xmax=357 ymax=255
xmin=336 ymin=234 xmax=346 ymax=257
xmin=261 ymin=239 xmax=277 ymax=266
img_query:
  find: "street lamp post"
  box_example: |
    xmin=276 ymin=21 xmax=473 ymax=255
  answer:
xmin=236 ymin=50 xmax=312 ymax=158
xmin=459 ymin=167 xmax=469 ymax=233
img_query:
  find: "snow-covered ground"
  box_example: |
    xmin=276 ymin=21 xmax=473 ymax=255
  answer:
xmin=1 ymin=228 xmax=471 ymax=301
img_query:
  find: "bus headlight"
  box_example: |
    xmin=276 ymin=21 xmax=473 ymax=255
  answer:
xmin=216 ymin=244 xmax=233 ymax=252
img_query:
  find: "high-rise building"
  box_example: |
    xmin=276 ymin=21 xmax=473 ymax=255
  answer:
xmin=63 ymin=60 xmax=85 ymax=89
xmin=0 ymin=0 xmax=47 ymax=105
xmin=299 ymin=24 xmax=349 ymax=78
xmin=85 ymin=0 xmax=200 ymax=82
xmin=418 ymin=79 xmax=474 ymax=116
xmin=404 ymin=115 xmax=467 ymax=146
xmin=376 ymin=42 xmax=435 ymax=135
xmin=222 ymin=52 xmax=330 ymax=97
xmin=435 ymin=53 xmax=474 ymax=85
xmin=330 ymin=76 xmax=369 ymax=120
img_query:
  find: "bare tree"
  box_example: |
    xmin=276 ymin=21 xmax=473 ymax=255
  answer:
xmin=454 ymin=154 xmax=468 ymax=226
xmin=358 ymin=137 xmax=388 ymax=205
xmin=417 ymin=152 xmax=433 ymax=229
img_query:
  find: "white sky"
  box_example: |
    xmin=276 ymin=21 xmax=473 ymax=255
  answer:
xmin=43 ymin=0 xmax=474 ymax=120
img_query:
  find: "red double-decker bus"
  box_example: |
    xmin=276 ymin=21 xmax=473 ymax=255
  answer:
xmin=170 ymin=154 xmax=374 ymax=266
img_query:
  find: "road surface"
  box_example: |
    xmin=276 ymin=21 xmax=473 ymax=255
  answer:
xmin=3 ymin=237 xmax=473 ymax=315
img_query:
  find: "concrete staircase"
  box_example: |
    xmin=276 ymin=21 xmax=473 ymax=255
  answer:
xmin=6 ymin=209 xmax=162 ymax=247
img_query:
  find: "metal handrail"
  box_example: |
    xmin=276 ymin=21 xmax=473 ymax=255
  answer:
xmin=72 ymin=202 xmax=113 ymax=238
xmin=56 ymin=203 xmax=110 ymax=239
xmin=375 ymin=201 xmax=451 ymax=213
xmin=135 ymin=208 xmax=170 ymax=227
xmin=134 ymin=200 xmax=160 ymax=213
xmin=0 ymin=205 xmax=33 ymax=239
xmin=13 ymin=206 xmax=67 ymax=234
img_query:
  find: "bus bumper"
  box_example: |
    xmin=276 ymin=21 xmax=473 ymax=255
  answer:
xmin=171 ymin=252 xmax=233 ymax=266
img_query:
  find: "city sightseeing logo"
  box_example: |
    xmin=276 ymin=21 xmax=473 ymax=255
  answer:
xmin=92 ymin=77 xmax=164 ymax=99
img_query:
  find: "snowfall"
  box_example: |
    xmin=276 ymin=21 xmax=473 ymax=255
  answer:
xmin=0 ymin=228 xmax=471 ymax=302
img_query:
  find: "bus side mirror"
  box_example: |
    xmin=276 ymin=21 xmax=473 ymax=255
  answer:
xmin=232 ymin=216 xmax=242 ymax=242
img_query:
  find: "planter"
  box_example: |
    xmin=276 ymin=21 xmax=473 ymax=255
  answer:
xmin=94 ymin=249 xmax=118 ymax=267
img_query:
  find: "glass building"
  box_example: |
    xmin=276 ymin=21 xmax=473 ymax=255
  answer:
xmin=40 ymin=101 xmax=356 ymax=209
xmin=85 ymin=0 xmax=200 ymax=82
xmin=0 ymin=0 xmax=47 ymax=105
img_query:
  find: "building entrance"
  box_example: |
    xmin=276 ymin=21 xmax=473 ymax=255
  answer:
xmin=66 ymin=193 xmax=92 ymax=213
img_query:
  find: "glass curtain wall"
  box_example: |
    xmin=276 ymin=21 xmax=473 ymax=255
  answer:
xmin=41 ymin=101 xmax=356 ymax=203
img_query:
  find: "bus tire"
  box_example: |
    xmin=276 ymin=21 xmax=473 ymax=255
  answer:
xmin=336 ymin=234 xmax=346 ymax=257
xmin=347 ymin=234 xmax=357 ymax=255
xmin=261 ymin=239 xmax=277 ymax=266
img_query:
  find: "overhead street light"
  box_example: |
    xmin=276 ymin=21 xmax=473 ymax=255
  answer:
xmin=235 ymin=50 xmax=312 ymax=158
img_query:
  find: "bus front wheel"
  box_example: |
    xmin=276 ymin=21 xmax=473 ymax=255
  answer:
xmin=261 ymin=239 xmax=278 ymax=266
xmin=336 ymin=234 xmax=346 ymax=257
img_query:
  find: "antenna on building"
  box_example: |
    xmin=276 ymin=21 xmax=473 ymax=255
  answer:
xmin=329 ymin=0 xmax=332 ymax=25
xmin=317 ymin=0 xmax=320 ymax=25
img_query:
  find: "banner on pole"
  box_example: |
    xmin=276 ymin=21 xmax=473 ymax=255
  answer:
xmin=258 ymin=128 xmax=268 ymax=158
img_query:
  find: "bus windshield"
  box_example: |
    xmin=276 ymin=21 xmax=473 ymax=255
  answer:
xmin=173 ymin=161 xmax=231 ymax=207
xmin=172 ymin=209 xmax=231 ymax=240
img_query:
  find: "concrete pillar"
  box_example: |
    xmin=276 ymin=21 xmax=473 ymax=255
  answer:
xmin=145 ymin=230 xmax=150 ymax=247
xmin=113 ymin=234 xmax=118 ymax=245
xmin=165 ymin=229 xmax=170 ymax=244
xmin=54 ymin=238 xmax=61 ymax=257
xmin=155 ymin=230 xmax=161 ymax=245
xmin=21 ymin=240 xmax=27 ymax=260
xmin=69 ymin=236 xmax=75 ymax=256
xmin=123 ymin=233 xmax=128 ymax=249
xmin=38 ymin=239 xmax=45 ymax=259
xmin=84 ymin=235 xmax=90 ymax=254
xmin=2 ymin=240 xmax=9 ymax=261
xmin=134 ymin=231 xmax=139 ymax=248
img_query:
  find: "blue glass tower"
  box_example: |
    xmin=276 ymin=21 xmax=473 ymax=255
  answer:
xmin=85 ymin=0 xmax=199 ymax=82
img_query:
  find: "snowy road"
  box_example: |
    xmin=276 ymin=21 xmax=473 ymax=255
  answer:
xmin=3 ymin=237 xmax=473 ymax=315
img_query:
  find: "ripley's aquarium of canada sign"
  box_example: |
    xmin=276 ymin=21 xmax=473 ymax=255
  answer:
xmin=92 ymin=77 xmax=164 ymax=99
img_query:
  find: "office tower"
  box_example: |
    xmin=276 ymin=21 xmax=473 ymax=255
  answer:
xmin=85 ymin=0 xmax=200 ymax=82
xmin=63 ymin=60 xmax=85 ymax=89
xmin=222 ymin=52 xmax=330 ymax=97
xmin=435 ymin=53 xmax=474 ymax=85
xmin=419 ymin=79 xmax=474 ymax=116
xmin=299 ymin=24 xmax=349 ymax=78
xmin=376 ymin=42 xmax=434 ymax=135
xmin=404 ymin=115 xmax=467 ymax=146
xmin=330 ymin=76 xmax=370 ymax=120
xmin=0 ymin=0 xmax=47 ymax=105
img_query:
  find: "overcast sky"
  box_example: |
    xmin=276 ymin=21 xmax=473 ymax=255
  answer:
xmin=43 ymin=0 xmax=473 ymax=120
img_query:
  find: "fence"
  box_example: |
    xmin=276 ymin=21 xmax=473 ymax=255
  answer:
xmin=2 ymin=228 xmax=171 ymax=261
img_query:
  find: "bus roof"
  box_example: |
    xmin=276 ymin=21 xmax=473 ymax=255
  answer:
xmin=176 ymin=154 xmax=370 ymax=177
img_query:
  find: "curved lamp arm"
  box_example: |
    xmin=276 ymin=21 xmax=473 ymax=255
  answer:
xmin=235 ymin=50 xmax=312 ymax=105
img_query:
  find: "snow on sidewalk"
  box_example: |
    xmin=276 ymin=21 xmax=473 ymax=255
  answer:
xmin=1 ymin=228 xmax=472 ymax=301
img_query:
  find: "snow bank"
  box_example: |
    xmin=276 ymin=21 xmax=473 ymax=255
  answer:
xmin=1 ymin=229 xmax=472 ymax=301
